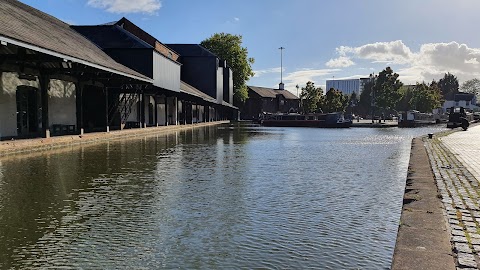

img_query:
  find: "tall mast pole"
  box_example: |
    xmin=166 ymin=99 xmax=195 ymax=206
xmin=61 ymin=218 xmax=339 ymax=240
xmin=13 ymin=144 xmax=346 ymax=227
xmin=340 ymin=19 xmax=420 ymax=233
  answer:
xmin=279 ymin=47 xmax=284 ymax=83
xmin=279 ymin=47 xmax=285 ymax=89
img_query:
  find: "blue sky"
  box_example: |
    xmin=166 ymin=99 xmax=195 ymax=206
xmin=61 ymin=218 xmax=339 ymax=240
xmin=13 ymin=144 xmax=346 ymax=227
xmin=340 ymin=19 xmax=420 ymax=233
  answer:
xmin=20 ymin=0 xmax=480 ymax=95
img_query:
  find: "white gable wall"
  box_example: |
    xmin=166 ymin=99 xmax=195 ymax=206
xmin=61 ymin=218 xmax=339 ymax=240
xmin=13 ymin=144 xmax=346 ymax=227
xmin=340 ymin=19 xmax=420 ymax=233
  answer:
xmin=152 ymin=51 xmax=181 ymax=92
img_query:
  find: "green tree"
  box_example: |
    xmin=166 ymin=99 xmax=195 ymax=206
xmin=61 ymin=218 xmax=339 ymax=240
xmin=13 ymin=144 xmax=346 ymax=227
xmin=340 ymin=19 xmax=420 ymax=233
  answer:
xmin=430 ymin=80 xmax=444 ymax=105
xmin=322 ymin=88 xmax=348 ymax=113
xmin=396 ymin=85 xmax=414 ymax=112
xmin=438 ymin=72 xmax=459 ymax=100
xmin=350 ymin=92 xmax=358 ymax=103
xmin=358 ymin=79 xmax=373 ymax=116
xmin=300 ymin=81 xmax=323 ymax=113
xmin=409 ymin=82 xmax=442 ymax=112
xmin=374 ymin=67 xmax=403 ymax=112
xmin=460 ymin=78 xmax=480 ymax=98
xmin=200 ymin=33 xmax=255 ymax=105
xmin=346 ymin=92 xmax=358 ymax=115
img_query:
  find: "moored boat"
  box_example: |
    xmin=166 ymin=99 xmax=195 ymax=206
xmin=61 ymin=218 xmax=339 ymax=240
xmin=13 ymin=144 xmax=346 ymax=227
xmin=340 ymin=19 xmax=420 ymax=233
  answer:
xmin=260 ymin=112 xmax=352 ymax=128
xmin=398 ymin=110 xmax=436 ymax=127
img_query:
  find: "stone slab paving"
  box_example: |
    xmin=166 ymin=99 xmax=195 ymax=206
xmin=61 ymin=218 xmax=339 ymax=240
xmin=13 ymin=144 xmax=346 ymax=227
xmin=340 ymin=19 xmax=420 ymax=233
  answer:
xmin=425 ymin=125 xmax=480 ymax=269
xmin=392 ymin=138 xmax=456 ymax=270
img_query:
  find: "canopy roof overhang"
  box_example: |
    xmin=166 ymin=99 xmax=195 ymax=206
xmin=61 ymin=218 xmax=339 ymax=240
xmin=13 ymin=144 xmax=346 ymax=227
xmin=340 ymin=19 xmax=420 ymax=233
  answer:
xmin=0 ymin=35 xmax=153 ymax=85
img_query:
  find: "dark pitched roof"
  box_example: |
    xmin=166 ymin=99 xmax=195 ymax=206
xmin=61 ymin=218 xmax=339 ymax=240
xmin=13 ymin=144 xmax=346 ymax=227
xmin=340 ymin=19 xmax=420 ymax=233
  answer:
xmin=71 ymin=25 xmax=153 ymax=49
xmin=180 ymin=81 xmax=237 ymax=109
xmin=180 ymin=81 xmax=216 ymax=103
xmin=248 ymin=86 xmax=299 ymax=100
xmin=221 ymin=100 xmax=238 ymax=110
xmin=454 ymin=92 xmax=475 ymax=102
xmin=74 ymin=17 xmax=181 ymax=63
xmin=0 ymin=0 xmax=150 ymax=81
xmin=165 ymin=44 xmax=218 ymax=58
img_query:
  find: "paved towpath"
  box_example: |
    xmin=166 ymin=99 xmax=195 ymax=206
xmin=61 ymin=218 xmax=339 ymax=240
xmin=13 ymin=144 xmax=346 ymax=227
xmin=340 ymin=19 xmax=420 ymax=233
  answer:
xmin=393 ymin=124 xmax=480 ymax=269
xmin=425 ymin=124 xmax=480 ymax=269
xmin=392 ymin=137 xmax=456 ymax=270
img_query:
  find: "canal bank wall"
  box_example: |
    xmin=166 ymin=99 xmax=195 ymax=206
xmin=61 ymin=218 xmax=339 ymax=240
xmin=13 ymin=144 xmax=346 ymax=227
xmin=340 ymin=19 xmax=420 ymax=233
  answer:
xmin=0 ymin=121 xmax=229 ymax=157
xmin=391 ymin=136 xmax=456 ymax=269
xmin=393 ymin=124 xmax=480 ymax=269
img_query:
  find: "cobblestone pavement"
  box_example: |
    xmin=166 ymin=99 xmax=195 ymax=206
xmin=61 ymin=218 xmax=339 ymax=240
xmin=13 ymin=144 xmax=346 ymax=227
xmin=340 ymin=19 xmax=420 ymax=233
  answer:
xmin=426 ymin=125 xmax=480 ymax=269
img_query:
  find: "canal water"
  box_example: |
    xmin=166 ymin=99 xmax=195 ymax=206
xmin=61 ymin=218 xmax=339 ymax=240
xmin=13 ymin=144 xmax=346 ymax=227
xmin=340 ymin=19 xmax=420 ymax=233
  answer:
xmin=0 ymin=124 xmax=447 ymax=269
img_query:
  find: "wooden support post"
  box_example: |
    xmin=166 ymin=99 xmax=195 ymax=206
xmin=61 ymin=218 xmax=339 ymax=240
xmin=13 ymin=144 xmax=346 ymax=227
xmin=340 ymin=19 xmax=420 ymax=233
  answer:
xmin=174 ymin=97 xmax=178 ymax=125
xmin=141 ymin=92 xmax=146 ymax=128
xmin=75 ymin=82 xmax=84 ymax=135
xmin=196 ymin=104 xmax=199 ymax=123
xmin=183 ymin=101 xmax=187 ymax=125
xmin=39 ymin=73 xmax=50 ymax=138
xmin=191 ymin=102 xmax=194 ymax=124
xmin=154 ymin=95 xmax=158 ymax=126
xmin=165 ymin=96 xmax=168 ymax=126
xmin=105 ymin=87 xmax=109 ymax=132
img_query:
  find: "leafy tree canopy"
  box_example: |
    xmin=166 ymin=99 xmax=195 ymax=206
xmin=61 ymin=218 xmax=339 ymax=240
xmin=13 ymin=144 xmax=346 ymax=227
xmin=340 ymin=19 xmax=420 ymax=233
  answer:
xmin=460 ymin=78 xmax=480 ymax=98
xmin=300 ymin=81 xmax=323 ymax=113
xmin=200 ymin=33 xmax=255 ymax=105
xmin=438 ymin=72 xmax=459 ymax=100
xmin=373 ymin=67 xmax=403 ymax=111
xmin=409 ymin=82 xmax=442 ymax=112
xmin=396 ymin=85 xmax=414 ymax=112
xmin=350 ymin=92 xmax=358 ymax=103
xmin=321 ymin=88 xmax=348 ymax=113
xmin=358 ymin=79 xmax=373 ymax=115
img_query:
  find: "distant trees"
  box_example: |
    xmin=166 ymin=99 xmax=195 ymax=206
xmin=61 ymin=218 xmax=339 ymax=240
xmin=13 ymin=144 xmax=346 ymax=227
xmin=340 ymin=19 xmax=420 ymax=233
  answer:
xmin=299 ymin=69 xmax=467 ymax=116
xmin=354 ymin=68 xmax=451 ymax=115
xmin=460 ymin=78 xmax=480 ymax=98
xmin=200 ymin=33 xmax=255 ymax=105
xmin=409 ymin=81 xmax=442 ymax=112
xmin=299 ymin=82 xmax=350 ymax=114
xmin=300 ymin=81 xmax=323 ymax=113
xmin=438 ymin=72 xmax=459 ymax=100
xmin=320 ymin=88 xmax=348 ymax=113
xmin=358 ymin=79 xmax=373 ymax=116
xmin=396 ymin=85 xmax=414 ymax=112
xmin=373 ymin=67 xmax=403 ymax=112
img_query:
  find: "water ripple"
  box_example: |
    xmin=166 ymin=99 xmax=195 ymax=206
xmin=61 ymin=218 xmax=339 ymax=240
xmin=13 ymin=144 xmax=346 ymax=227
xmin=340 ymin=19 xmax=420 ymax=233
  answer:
xmin=0 ymin=125 xmax=448 ymax=269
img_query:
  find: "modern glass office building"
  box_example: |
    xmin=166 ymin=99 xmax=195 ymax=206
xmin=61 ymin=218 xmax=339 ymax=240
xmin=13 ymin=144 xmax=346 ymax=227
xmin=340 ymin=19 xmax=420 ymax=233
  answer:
xmin=326 ymin=78 xmax=370 ymax=96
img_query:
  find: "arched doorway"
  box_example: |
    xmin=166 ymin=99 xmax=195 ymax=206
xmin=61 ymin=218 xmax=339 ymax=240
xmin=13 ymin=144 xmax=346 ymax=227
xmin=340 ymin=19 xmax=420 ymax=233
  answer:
xmin=16 ymin=86 xmax=39 ymax=137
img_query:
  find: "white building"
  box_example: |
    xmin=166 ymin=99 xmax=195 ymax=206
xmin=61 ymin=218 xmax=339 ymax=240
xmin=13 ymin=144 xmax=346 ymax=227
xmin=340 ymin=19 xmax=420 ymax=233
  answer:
xmin=326 ymin=78 xmax=370 ymax=96
xmin=442 ymin=92 xmax=478 ymax=112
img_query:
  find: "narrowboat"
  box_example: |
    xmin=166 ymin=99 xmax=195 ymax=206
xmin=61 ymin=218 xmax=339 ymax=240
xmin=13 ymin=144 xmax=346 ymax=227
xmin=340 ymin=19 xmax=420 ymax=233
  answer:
xmin=398 ymin=110 xmax=436 ymax=127
xmin=260 ymin=112 xmax=352 ymax=128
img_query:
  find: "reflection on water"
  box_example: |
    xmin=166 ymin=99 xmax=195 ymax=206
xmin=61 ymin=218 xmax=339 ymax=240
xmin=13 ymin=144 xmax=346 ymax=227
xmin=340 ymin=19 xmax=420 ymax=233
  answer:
xmin=0 ymin=125 xmax=447 ymax=269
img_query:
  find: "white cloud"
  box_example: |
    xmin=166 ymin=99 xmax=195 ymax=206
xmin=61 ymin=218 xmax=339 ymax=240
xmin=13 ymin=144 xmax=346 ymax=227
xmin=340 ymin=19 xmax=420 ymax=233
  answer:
xmin=326 ymin=56 xmax=355 ymax=68
xmin=234 ymin=17 xmax=240 ymax=22
xmin=465 ymin=58 xmax=479 ymax=65
xmin=329 ymin=40 xmax=480 ymax=84
xmin=253 ymin=67 xmax=282 ymax=77
xmin=87 ymin=0 xmax=161 ymax=14
xmin=334 ymin=40 xmax=413 ymax=65
xmin=283 ymin=68 xmax=340 ymax=93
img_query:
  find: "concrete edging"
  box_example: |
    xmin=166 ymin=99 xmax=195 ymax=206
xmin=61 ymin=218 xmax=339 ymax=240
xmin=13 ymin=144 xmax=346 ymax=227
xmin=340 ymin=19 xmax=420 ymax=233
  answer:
xmin=391 ymin=136 xmax=456 ymax=270
xmin=0 ymin=121 xmax=229 ymax=157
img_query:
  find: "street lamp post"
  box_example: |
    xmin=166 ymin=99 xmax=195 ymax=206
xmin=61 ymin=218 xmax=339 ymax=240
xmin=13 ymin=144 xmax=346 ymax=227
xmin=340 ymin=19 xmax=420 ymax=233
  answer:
xmin=279 ymin=47 xmax=285 ymax=89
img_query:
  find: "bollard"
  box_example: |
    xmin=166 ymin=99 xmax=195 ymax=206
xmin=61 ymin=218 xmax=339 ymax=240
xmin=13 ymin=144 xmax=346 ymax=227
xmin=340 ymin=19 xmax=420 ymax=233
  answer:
xmin=428 ymin=133 xmax=433 ymax=139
